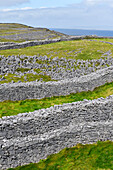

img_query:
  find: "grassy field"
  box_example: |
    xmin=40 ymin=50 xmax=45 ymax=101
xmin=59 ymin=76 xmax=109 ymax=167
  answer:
xmin=0 ymin=39 xmax=113 ymax=60
xmin=8 ymin=141 xmax=113 ymax=170
xmin=94 ymin=38 xmax=113 ymax=43
xmin=1 ymin=81 xmax=113 ymax=118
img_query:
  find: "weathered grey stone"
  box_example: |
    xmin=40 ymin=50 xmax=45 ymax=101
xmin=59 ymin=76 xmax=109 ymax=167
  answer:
xmin=1 ymin=96 xmax=113 ymax=169
xmin=1 ymin=66 xmax=113 ymax=101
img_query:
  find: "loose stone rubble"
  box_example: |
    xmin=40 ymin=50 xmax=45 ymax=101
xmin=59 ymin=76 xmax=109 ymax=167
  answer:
xmin=0 ymin=50 xmax=113 ymax=82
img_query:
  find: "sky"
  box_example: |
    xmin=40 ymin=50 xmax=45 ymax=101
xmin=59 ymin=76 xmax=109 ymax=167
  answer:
xmin=0 ymin=0 xmax=113 ymax=30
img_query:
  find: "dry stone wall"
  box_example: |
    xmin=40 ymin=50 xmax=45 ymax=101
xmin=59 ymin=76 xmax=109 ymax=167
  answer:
xmin=1 ymin=95 xmax=113 ymax=169
xmin=0 ymin=36 xmax=113 ymax=51
xmin=0 ymin=66 xmax=113 ymax=101
xmin=0 ymin=35 xmax=103 ymax=50
xmin=0 ymin=37 xmax=76 ymax=50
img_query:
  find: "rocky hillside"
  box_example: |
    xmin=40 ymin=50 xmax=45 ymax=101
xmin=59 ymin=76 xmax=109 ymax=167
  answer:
xmin=0 ymin=23 xmax=67 ymax=42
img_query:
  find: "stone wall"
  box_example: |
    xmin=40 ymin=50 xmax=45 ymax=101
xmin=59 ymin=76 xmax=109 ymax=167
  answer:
xmin=0 ymin=66 xmax=113 ymax=101
xmin=1 ymin=95 xmax=113 ymax=169
xmin=0 ymin=35 xmax=108 ymax=50
xmin=0 ymin=37 xmax=78 ymax=50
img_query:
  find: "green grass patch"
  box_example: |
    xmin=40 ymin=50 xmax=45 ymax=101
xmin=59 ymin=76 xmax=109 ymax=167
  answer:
xmin=1 ymin=81 xmax=113 ymax=118
xmin=15 ymin=68 xmax=31 ymax=72
xmin=0 ymin=73 xmax=56 ymax=84
xmin=0 ymin=37 xmax=22 ymax=43
xmin=7 ymin=141 xmax=113 ymax=170
xmin=94 ymin=38 xmax=113 ymax=43
xmin=0 ymin=40 xmax=113 ymax=60
xmin=0 ymin=23 xmax=33 ymax=28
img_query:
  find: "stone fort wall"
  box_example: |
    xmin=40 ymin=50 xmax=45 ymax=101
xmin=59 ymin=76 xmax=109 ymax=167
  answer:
xmin=0 ymin=95 xmax=113 ymax=169
xmin=0 ymin=36 xmax=113 ymax=50
xmin=0 ymin=36 xmax=83 ymax=50
xmin=0 ymin=66 xmax=113 ymax=101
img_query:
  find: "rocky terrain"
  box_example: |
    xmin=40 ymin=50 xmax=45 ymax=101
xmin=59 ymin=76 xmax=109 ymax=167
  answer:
xmin=1 ymin=23 xmax=113 ymax=169
xmin=0 ymin=23 xmax=67 ymax=42
xmin=0 ymin=49 xmax=112 ymax=83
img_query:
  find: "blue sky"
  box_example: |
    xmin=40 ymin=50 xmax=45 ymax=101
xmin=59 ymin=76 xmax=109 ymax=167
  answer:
xmin=0 ymin=0 xmax=113 ymax=30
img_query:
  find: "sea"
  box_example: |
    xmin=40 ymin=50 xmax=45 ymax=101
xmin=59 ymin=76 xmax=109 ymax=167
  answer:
xmin=50 ymin=28 xmax=113 ymax=37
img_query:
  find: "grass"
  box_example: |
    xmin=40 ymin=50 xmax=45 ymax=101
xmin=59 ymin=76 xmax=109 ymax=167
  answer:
xmin=0 ymin=38 xmax=22 ymax=43
xmin=0 ymin=73 xmax=56 ymax=84
xmin=0 ymin=23 xmax=33 ymax=28
xmin=7 ymin=141 xmax=113 ymax=170
xmin=94 ymin=38 xmax=113 ymax=43
xmin=0 ymin=39 xmax=113 ymax=60
xmin=1 ymin=81 xmax=113 ymax=118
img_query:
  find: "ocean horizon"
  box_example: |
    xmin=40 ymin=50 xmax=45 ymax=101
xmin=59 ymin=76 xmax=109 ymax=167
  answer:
xmin=50 ymin=28 xmax=113 ymax=37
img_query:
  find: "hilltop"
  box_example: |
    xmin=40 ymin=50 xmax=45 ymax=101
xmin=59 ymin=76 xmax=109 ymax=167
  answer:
xmin=0 ymin=23 xmax=67 ymax=42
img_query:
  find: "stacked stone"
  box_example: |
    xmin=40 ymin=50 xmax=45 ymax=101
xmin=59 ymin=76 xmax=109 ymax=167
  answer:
xmin=1 ymin=95 xmax=113 ymax=169
xmin=1 ymin=66 xmax=113 ymax=101
xmin=0 ymin=36 xmax=103 ymax=50
xmin=0 ymin=42 xmax=15 ymax=45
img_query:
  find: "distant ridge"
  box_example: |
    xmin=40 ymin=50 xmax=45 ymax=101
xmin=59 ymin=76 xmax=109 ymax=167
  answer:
xmin=0 ymin=23 xmax=67 ymax=42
